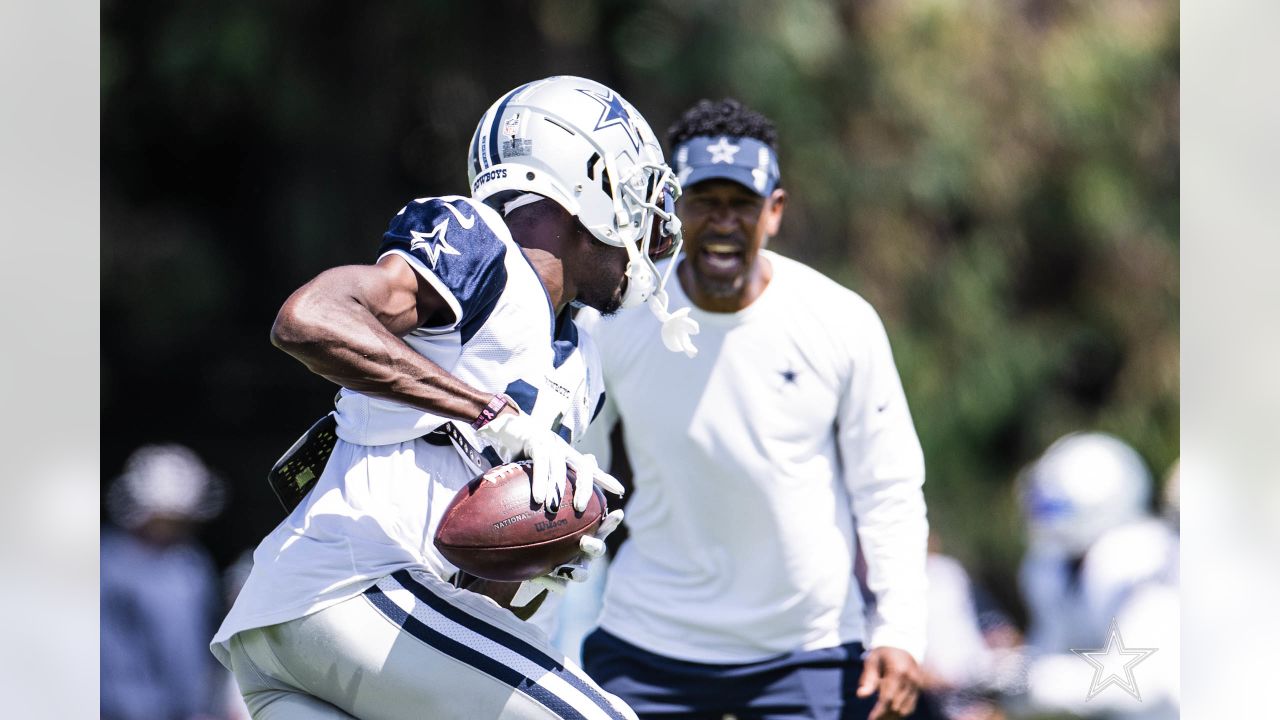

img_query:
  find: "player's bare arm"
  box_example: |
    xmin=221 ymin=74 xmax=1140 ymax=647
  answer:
xmin=270 ymin=254 xmax=492 ymax=422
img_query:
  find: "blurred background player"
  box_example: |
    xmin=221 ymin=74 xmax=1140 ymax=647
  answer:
xmin=576 ymin=98 xmax=930 ymax=720
xmin=209 ymin=76 xmax=695 ymax=720
xmin=101 ymin=444 xmax=227 ymax=720
xmin=1014 ymin=432 xmax=1179 ymax=719
xmin=920 ymin=532 xmax=1023 ymax=720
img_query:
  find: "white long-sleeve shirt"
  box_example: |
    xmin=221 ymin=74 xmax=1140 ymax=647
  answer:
xmin=577 ymin=250 xmax=928 ymax=663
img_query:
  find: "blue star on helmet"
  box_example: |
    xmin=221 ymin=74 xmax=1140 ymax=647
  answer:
xmin=577 ymin=88 xmax=642 ymax=152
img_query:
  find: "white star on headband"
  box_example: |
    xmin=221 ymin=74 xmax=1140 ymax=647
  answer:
xmin=706 ymin=136 xmax=740 ymax=164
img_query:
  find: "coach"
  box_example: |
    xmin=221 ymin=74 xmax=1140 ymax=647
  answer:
xmin=577 ymin=98 xmax=931 ymax=720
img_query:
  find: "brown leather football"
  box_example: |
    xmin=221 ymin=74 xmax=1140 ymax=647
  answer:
xmin=434 ymin=460 xmax=605 ymax=582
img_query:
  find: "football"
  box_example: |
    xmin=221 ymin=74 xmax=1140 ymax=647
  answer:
xmin=434 ymin=460 xmax=606 ymax=582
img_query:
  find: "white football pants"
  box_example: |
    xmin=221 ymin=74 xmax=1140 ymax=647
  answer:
xmin=226 ymin=568 xmax=635 ymax=720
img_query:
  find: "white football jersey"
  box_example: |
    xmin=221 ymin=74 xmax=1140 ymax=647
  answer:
xmin=337 ymin=195 xmax=605 ymax=450
xmin=577 ymin=250 xmax=929 ymax=663
xmin=212 ymin=195 xmax=605 ymax=663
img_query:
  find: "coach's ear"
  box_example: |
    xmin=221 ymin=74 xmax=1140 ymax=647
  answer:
xmin=761 ymin=188 xmax=787 ymax=239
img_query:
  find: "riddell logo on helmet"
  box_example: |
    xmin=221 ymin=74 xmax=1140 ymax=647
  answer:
xmin=472 ymin=168 xmax=507 ymax=192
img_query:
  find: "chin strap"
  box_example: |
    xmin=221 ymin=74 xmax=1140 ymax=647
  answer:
xmin=646 ymin=289 xmax=699 ymax=358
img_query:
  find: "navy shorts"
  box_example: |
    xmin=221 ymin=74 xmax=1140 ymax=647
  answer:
xmin=581 ymin=629 xmax=881 ymax=720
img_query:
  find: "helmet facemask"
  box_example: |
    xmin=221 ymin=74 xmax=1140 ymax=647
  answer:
xmin=610 ymin=160 xmax=684 ymax=310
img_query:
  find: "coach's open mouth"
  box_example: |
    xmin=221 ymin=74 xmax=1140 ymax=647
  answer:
xmin=698 ymin=241 xmax=746 ymax=276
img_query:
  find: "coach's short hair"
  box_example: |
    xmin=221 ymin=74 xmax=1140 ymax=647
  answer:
xmin=667 ymin=98 xmax=779 ymax=150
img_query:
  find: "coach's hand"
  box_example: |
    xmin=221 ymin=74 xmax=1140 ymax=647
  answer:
xmin=479 ymin=410 xmax=624 ymax=511
xmin=857 ymin=646 xmax=921 ymax=720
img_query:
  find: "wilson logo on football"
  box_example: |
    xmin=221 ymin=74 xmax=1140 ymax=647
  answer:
xmin=534 ymin=518 xmax=567 ymax=533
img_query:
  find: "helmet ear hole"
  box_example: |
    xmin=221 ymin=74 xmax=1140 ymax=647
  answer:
xmin=585 ymin=153 xmax=612 ymax=200
xmin=526 ymin=172 xmax=536 ymax=181
xmin=600 ymin=169 xmax=613 ymax=200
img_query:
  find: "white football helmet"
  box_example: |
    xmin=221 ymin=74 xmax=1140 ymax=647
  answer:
xmin=106 ymin=444 xmax=226 ymax=529
xmin=1018 ymin=432 xmax=1152 ymax=555
xmin=467 ymin=77 xmax=698 ymax=355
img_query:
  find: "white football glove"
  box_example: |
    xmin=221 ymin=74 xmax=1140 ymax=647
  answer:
xmin=478 ymin=411 xmax=623 ymax=512
xmin=510 ymin=509 xmax=624 ymax=608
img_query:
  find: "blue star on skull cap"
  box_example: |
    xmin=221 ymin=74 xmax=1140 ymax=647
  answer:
xmin=672 ymin=135 xmax=780 ymax=196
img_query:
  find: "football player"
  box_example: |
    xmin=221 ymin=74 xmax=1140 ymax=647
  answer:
xmin=576 ymin=98 xmax=931 ymax=720
xmin=210 ymin=76 xmax=697 ymax=720
xmin=102 ymin=445 xmax=226 ymax=720
xmin=1016 ymin=432 xmax=1179 ymax=718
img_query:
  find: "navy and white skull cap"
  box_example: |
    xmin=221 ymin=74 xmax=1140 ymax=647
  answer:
xmin=672 ymin=135 xmax=780 ymax=197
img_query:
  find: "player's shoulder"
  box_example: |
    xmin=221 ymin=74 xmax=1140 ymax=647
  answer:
xmin=378 ymin=194 xmax=524 ymax=336
xmin=388 ymin=194 xmax=512 ymax=243
xmin=380 ymin=194 xmax=515 ymax=279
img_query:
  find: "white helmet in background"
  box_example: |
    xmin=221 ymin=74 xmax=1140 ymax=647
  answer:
xmin=1018 ymin=432 xmax=1152 ymax=555
xmin=106 ymin=444 xmax=226 ymax=530
xmin=467 ymin=77 xmax=697 ymax=355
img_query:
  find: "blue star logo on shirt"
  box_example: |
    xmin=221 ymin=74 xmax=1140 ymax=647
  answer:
xmin=780 ymin=368 xmax=798 ymax=384
xmin=577 ymin=88 xmax=642 ymax=152
xmin=409 ymin=220 xmax=461 ymax=269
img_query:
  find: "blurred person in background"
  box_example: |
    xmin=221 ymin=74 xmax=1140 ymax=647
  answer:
xmin=101 ymin=444 xmax=227 ymax=720
xmin=576 ymin=98 xmax=930 ymax=720
xmin=1015 ymin=433 xmax=1179 ymax=719
xmin=210 ymin=76 xmax=698 ymax=720
xmin=920 ymin=532 xmax=1023 ymax=720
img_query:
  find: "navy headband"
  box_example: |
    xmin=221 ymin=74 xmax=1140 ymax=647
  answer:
xmin=672 ymin=135 xmax=780 ymax=197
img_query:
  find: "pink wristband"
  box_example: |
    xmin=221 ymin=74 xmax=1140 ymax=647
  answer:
xmin=471 ymin=393 xmax=514 ymax=430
